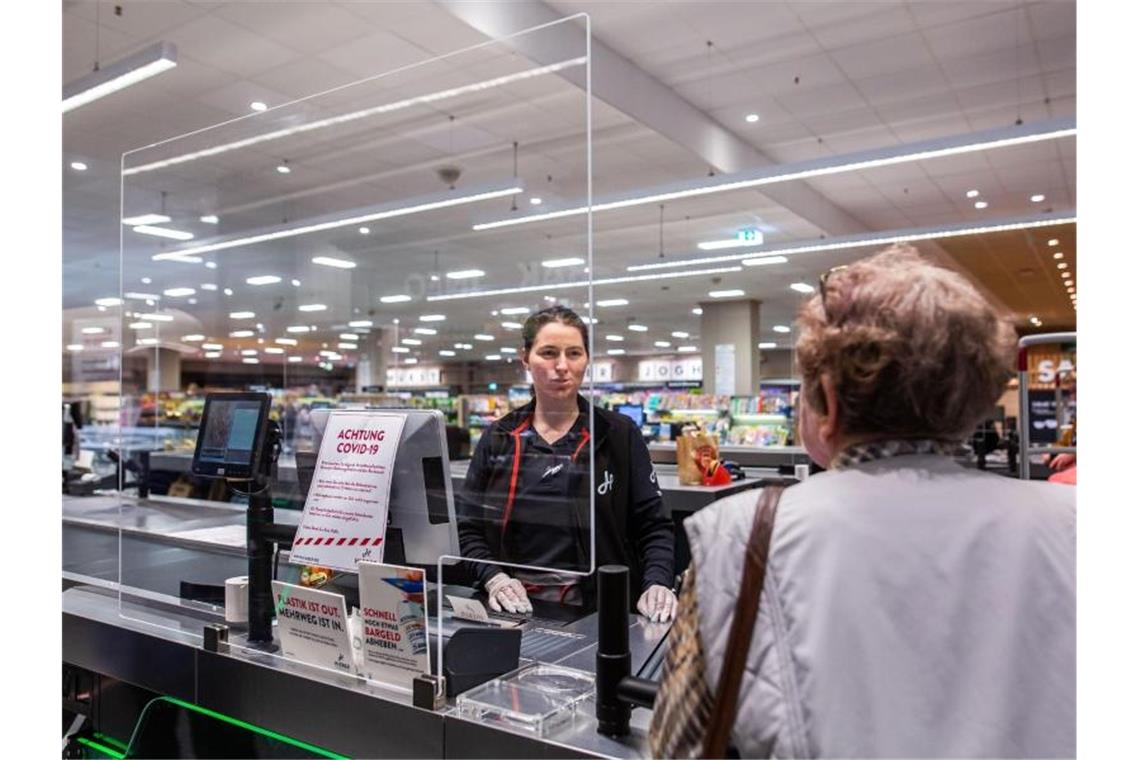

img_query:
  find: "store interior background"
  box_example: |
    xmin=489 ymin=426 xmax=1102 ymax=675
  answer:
xmin=61 ymin=0 xmax=1076 ymax=465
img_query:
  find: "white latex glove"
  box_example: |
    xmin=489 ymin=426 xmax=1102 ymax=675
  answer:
xmin=485 ymin=572 xmax=533 ymax=615
xmin=637 ymin=584 xmax=677 ymax=623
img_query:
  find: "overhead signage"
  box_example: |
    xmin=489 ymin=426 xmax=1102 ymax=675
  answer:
xmin=638 ymin=357 xmax=702 ymax=383
xmin=290 ymin=411 xmax=406 ymax=572
xmin=587 ymin=361 xmax=614 ymax=383
xmin=386 ymin=366 xmax=442 ymax=388
xmin=271 ymin=580 xmax=355 ymax=674
xmin=357 ymin=562 xmax=430 ymax=687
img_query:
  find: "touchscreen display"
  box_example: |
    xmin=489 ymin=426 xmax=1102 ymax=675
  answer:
xmin=193 ymin=394 xmax=269 ymax=477
xmin=616 ymin=404 xmax=644 ymax=427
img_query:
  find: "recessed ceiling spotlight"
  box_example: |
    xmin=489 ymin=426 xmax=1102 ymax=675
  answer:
xmin=1030 ymin=194 xmax=1045 ymax=203
xmin=745 ymin=113 xmax=760 ymax=123
xmin=629 ymin=324 xmax=648 ymax=332
xmin=772 ymin=325 xmax=792 ymax=333
xmin=276 ymin=162 xmax=291 ymax=174
xmin=1066 ymin=287 xmax=1074 ymax=293
xmin=529 ymin=197 xmax=542 ymax=205
xmin=1053 ymin=252 xmax=1064 ymax=259
xmin=789 ymin=282 xmax=815 ymax=294
xmin=974 ymin=200 xmax=988 ymax=209
xmin=250 ymin=101 xmax=268 ymax=112
xmin=70 ymin=161 xmax=88 ymax=171
xmin=1048 ymin=239 xmax=1059 ymax=246
xmin=206 ymin=261 xmax=218 ymax=269
xmin=241 ymin=349 xmax=259 ymax=356
xmin=200 ymin=214 xmax=219 ymax=224
xmin=223 ymin=287 xmax=234 ymax=296
xmin=654 ymin=341 xmax=671 ymax=348
xmin=757 ymin=342 xmax=777 ymax=349
xmin=141 ymin=277 xmax=152 ymax=284
xmin=966 ymin=189 xmax=979 ymax=198
xmin=440 ymin=350 xmax=456 ymax=357
xmin=1056 ymin=262 xmax=1068 ymax=270
xmin=691 ymin=307 xmax=703 ymax=316
xmin=291 ymin=279 xmax=301 ymax=287
xmin=671 ymin=331 xmax=689 ymax=339
xmin=359 ymin=226 xmax=370 ymax=235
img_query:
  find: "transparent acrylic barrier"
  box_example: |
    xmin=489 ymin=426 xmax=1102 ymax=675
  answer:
xmin=113 ymin=15 xmax=597 ymax=697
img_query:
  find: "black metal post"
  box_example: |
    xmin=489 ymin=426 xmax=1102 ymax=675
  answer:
xmin=596 ymin=565 xmax=633 ymax=737
xmin=246 ymin=486 xmax=275 ymax=644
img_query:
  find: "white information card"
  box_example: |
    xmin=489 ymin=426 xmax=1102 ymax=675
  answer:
xmin=356 ymin=561 xmax=430 ymax=687
xmin=290 ymin=411 xmax=406 ymax=572
xmin=271 ymin=581 xmax=355 ymax=674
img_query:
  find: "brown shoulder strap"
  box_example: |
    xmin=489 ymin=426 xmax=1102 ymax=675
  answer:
xmin=701 ymin=485 xmax=784 ymax=759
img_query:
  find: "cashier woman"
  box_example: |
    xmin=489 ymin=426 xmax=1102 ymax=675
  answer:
xmin=456 ymin=306 xmax=677 ymax=622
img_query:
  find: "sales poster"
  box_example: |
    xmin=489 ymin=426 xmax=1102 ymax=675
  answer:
xmin=290 ymin=411 xmax=406 ymax=572
xmin=271 ymin=581 xmax=355 ymax=674
xmin=356 ymin=562 xmax=430 ymax=687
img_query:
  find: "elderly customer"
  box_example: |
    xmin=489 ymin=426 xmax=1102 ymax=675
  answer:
xmin=649 ymin=246 xmax=1075 ymax=758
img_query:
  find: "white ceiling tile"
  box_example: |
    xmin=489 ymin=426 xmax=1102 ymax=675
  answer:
xmin=922 ymin=7 xmax=1033 ymax=60
xmin=830 ymin=32 xmax=934 ymax=80
xmin=798 ymin=106 xmax=884 ymax=138
xmin=776 ymin=81 xmax=867 ymax=119
xmin=745 ymin=54 xmax=847 ymax=98
xmin=161 ymin=14 xmax=303 ymax=77
xmin=806 ymin=4 xmax=916 ymax=49
xmin=1027 ymin=1 xmax=1076 ymax=40
xmin=251 ymin=58 xmax=362 ymax=103
xmin=215 ymin=2 xmax=371 ymax=56
xmin=854 ymin=64 xmax=949 ymax=106
xmin=315 ymin=30 xmax=430 ymax=79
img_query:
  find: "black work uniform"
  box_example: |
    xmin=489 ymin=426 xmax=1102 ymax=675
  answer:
xmin=456 ymin=395 xmax=675 ymax=608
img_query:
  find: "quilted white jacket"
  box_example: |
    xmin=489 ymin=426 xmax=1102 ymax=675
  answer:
xmin=686 ymin=454 xmax=1076 ymax=758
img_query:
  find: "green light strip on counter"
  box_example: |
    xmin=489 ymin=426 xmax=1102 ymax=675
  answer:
xmin=92 ymin=732 xmax=129 ymax=752
xmin=161 ymin=697 xmax=347 ymax=759
xmin=75 ymin=736 xmax=126 ymax=759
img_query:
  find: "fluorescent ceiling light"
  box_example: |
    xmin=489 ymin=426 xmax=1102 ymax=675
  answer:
xmin=439 ymin=350 xmax=456 ymax=357
xmin=678 ymin=346 xmax=698 ymax=353
xmin=758 ymin=342 xmax=778 ymax=349
xmin=229 ymin=311 xmax=255 ymax=319
xmin=133 ymin=225 xmax=194 ymax=241
xmin=698 ymin=234 xmax=765 ymax=251
xmin=381 ymin=294 xmax=412 ymax=304
xmin=182 ymin=334 xmax=205 ymax=342
xmin=392 ymin=346 xmax=410 ymax=353
xmin=413 ymin=327 xmax=437 ymax=335
xmin=974 ymin=201 xmax=988 ymax=209
xmin=137 ymin=313 xmax=174 ymax=322
xmin=230 ymin=330 xmax=255 ymax=338
xmin=70 ymin=162 xmax=87 ymax=171
xmin=153 ymin=182 xmax=524 ymax=261
xmin=138 ymin=338 xmax=158 ymax=346
xmin=772 ymin=325 xmax=791 ymax=333
xmin=66 ymin=344 xmax=84 ymax=352
xmin=427 ymin=265 xmax=743 ymax=303
xmin=790 ymin=283 xmax=815 ymax=294
xmin=124 ymin=291 xmax=158 ymax=301
xmin=530 ymin=197 xmax=542 ymax=205
xmin=966 ymin=189 xmax=980 ymax=198
xmin=94 ymin=297 xmax=122 ymax=307
xmin=741 ymin=256 xmax=788 ymax=267
xmin=242 ymin=358 xmax=260 ymax=364
xmin=654 ymin=341 xmax=671 ymax=348
xmin=402 ymin=338 xmax=422 ymax=346
xmin=299 ymin=303 xmax=327 ymax=312
xmin=200 ymin=215 xmax=219 ymax=224
xmin=745 ymin=113 xmax=760 ymax=123
xmin=1048 ymin=239 xmax=1060 ymax=246
xmin=419 ymin=314 xmax=446 ymax=322
xmin=500 ymin=307 xmax=530 ymax=315
xmin=485 ymin=354 xmax=502 ymax=361
xmin=250 ymin=101 xmax=268 ymax=112
xmin=81 ymin=326 xmax=105 ymax=334
xmin=691 ymin=307 xmax=704 ymax=315
xmin=264 ymin=347 xmax=284 ymax=354
xmin=125 ymin=58 xmax=584 ymax=176
xmin=203 ymin=351 xmax=221 ymax=358
xmin=500 ymin=347 xmax=517 ymax=354
xmin=1053 ymin=252 xmax=1065 ymax=259
xmin=276 ymin=164 xmax=292 ymax=175
xmin=63 ymin=41 xmax=177 ymax=114
xmin=319 ymin=350 xmax=340 ymax=358
xmin=202 ymin=343 xmax=223 ymax=351
xmin=339 ymin=333 xmax=361 ymax=341
xmin=128 ymin=322 xmax=151 ymax=330
xmin=709 ymin=289 xmax=745 ymax=298
xmin=312 ymin=256 xmax=356 ymax=269
xmin=672 ymin=331 xmax=689 ymax=338
xmin=607 ymin=349 xmax=626 ymax=355
xmin=348 ymin=320 xmax=373 ymax=328
xmin=404 ymin=358 xmax=418 ymax=365
xmin=473 ymin=118 xmax=1076 ymax=232
xmin=292 ymin=279 xmax=301 ymax=287
xmin=122 ymin=214 xmax=171 ymax=226
xmin=163 ymin=287 xmax=195 ymax=297
xmin=446 ymin=269 xmax=485 ymax=280
xmin=288 ymin=356 xmax=302 ymax=363
xmin=474 ymin=334 xmax=494 ymax=341
xmin=223 ymin=288 xmax=233 ymax=295
xmin=247 ymin=275 xmax=281 ymax=285
xmin=286 ymin=325 xmax=310 ymax=333
xmin=200 ymin=283 xmax=218 ymax=291
xmin=630 ymin=214 xmax=1077 ymax=272
xmin=629 ymin=324 xmax=648 ymax=332
xmin=337 ymin=343 xmax=357 ymax=350
xmin=501 ymin=321 xmax=523 ymax=329
xmin=359 ymin=227 xmax=370 ymax=235
xmin=241 ymin=349 xmax=258 ymax=356
xmin=276 ymin=338 xmax=298 ymax=346
xmin=542 ymin=257 xmax=586 ymax=268
xmin=1030 ymin=194 xmax=1045 ymax=203
xmin=98 ymin=341 xmax=119 ymax=349
xmin=606 ymin=334 xmax=624 ymax=342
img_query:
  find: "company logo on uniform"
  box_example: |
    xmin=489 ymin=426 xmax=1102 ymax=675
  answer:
xmin=542 ymin=463 xmax=565 ymax=480
xmin=597 ymin=470 xmax=614 ymax=495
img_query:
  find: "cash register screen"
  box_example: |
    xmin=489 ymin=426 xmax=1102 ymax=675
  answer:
xmin=191 ymin=393 xmax=271 ymax=479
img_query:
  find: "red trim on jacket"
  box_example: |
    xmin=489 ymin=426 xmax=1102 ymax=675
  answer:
xmin=500 ymin=415 xmax=532 ymax=539
xmin=570 ymin=429 xmax=591 ymax=463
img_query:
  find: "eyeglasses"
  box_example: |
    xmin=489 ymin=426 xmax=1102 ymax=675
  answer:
xmin=818 ymin=265 xmax=848 ymax=324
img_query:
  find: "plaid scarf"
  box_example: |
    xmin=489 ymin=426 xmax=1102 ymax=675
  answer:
xmin=831 ymin=438 xmax=960 ymax=470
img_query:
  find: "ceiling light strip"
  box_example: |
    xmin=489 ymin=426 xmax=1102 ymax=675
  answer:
xmin=122 ymin=57 xmax=587 ymax=176
xmin=152 ymin=183 xmax=523 ymax=260
xmin=626 ymin=213 xmax=1077 ymax=272
xmin=472 ymin=118 xmax=1076 ymax=232
xmin=426 ymin=265 xmax=743 ymax=302
xmin=63 ymin=42 xmax=178 ymax=114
